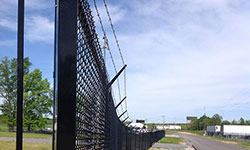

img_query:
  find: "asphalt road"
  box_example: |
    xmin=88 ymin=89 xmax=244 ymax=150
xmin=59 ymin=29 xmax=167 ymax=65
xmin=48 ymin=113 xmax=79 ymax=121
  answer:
xmin=0 ymin=137 xmax=51 ymax=143
xmin=177 ymin=132 xmax=248 ymax=150
xmin=152 ymin=143 xmax=189 ymax=149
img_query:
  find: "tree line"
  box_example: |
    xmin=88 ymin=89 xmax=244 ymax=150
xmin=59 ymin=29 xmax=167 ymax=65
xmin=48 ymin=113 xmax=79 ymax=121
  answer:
xmin=0 ymin=57 xmax=52 ymax=131
xmin=189 ymin=114 xmax=250 ymax=130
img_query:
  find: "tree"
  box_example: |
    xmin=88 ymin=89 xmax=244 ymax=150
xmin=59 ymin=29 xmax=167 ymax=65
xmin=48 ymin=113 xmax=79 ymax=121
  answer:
xmin=0 ymin=57 xmax=52 ymax=131
xmin=189 ymin=118 xmax=200 ymax=130
xmin=199 ymin=115 xmax=211 ymax=130
xmin=222 ymin=120 xmax=231 ymax=125
xmin=0 ymin=57 xmax=31 ymax=131
xmin=23 ymin=69 xmax=52 ymax=130
xmin=189 ymin=114 xmax=225 ymax=130
xmin=189 ymin=115 xmax=212 ymax=130
xmin=232 ymin=120 xmax=237 ymax=125
xmin=239 ymin=117 xmax=245 ymax=125
xmin=210 ymin=114 xmax=222 ymax=125
xmin=245 ymin=120 xmax=250 ymax=125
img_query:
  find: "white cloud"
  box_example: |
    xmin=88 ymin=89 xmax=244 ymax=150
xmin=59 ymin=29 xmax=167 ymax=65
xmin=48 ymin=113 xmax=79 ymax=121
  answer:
xmin=25 ymin=0 xmax=52 ymax=10
xmin=0 ymin=18 xmax=16 ymax=31
xmin=25 ymin=16 xmax=54 ymax=43
xmin=112 ymin=0 xmax=250 ymax=122
xmin=0 ymin=0 xmax=249 ymax=122
xmin=93 ymin=3 xmax=126 ymax=26
xmin=0 ymin=40 xmax=16 ymax=47
xmin=0 ymin=0 xmax=17 ymax=31
xmin=0 ymin=0 xmax=54 ymax=43
xmin=0 ymin=0 xmax=51 ymax=12
xmin=0 ymin=14 xmax=54 ymax=43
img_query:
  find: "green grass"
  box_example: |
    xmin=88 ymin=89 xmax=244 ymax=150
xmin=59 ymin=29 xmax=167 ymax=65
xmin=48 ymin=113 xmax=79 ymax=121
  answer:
xmin=180 ymin=130 xmax=203 ymax=136
xmin=158 ymin=137 xmax=184 ymax=145
xmin=0 ymin=140 xmax=51 ymax=150
xmin=240 ymin=141 xmax=250 ymax=149
xmin=0 ymin=120 xmax=52 ymax=139
xmin=0 ymin=132 xmax=52 ymax=139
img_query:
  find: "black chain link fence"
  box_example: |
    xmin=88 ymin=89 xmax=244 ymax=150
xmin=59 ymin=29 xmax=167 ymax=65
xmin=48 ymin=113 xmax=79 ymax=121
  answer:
xmin=54 ymin=0 xmax=165 ymax=149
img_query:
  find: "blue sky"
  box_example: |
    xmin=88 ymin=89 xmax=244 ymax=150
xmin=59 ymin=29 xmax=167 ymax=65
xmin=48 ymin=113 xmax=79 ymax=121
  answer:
xmin=0 ymin=0 xmax=250 ymax=123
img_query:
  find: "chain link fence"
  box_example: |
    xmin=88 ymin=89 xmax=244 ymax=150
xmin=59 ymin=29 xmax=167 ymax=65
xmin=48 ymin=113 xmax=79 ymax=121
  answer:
xmin=54 ymin=0 xmax=165 ymax=149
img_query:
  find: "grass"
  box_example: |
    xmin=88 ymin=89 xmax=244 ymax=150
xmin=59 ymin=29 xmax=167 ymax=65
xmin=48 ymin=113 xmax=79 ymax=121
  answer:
xmin=180 ymin=130 xmax=203 ymax=136
xmin=0 ymin=132 xmax=52 ymax=139
xmin=0 ymin=121 xmax=52 ymax=139
xmin=240 ymin=141 xmax=250 ymax=149
xmin=0 ymin=141 xmax=51 ymax=150
xmin=158 ymin=137 xmax=184 ymax=145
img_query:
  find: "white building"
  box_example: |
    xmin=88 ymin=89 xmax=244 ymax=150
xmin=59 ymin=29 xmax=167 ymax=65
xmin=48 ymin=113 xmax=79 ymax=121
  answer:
xmin=156 ymin=125 xmax=181 ymax=130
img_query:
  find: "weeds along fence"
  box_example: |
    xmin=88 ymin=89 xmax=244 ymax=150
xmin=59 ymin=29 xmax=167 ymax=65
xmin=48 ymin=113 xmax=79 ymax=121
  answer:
xmin=53 ymin=0 xmax=164 ymax=149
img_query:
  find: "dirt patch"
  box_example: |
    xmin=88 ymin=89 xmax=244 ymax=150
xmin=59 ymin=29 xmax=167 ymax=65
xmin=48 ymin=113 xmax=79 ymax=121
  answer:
xmin=150 ymin=146 xmax=194 ymax=150
xmin=149 ymin=148 xmax=165 ymax=150
xmin=221 ymin=141 xmax=238 ymax=145
xmin=178 ymin=132 xmax=195 ymax=135
xmin=165 ymin=134 xmax=180 ymax=138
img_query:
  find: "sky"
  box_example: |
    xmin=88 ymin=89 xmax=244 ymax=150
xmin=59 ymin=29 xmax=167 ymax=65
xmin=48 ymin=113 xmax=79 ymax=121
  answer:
xmin=0 ymin=0 xmax=250 ymax=123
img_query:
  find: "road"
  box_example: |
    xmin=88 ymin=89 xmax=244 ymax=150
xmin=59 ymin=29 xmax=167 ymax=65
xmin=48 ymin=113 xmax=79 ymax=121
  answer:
xmin=177 ymin=132 xmax=248 ymax=150
xmin=152 ymin=143 xmax=189 ymax=149
xmin=0 ymin=137 xmax=51 ymax=143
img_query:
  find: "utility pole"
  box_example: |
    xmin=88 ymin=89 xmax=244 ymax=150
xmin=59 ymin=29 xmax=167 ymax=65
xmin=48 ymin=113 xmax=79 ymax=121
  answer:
xmin=162 ymin=115 xmax=165 ymax=124
xmin=162 ymin=115 xmax=165 ymax=130
xmin=203 ymin=106 xmax=207 ymax=136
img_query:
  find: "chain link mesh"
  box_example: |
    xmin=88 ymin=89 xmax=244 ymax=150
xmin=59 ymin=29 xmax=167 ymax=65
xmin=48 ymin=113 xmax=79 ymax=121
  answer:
xmin=75 ymin=0 xmax=164 ymax=149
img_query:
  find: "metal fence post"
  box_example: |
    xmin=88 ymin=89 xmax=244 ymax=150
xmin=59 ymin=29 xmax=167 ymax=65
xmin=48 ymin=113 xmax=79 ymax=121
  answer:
xmin=135 ymin=134 xmax=137 ymax=150
xmin=140 ymin=133 xmax=142 ymax=150
xmin=17 ymin=0 xmax=24 ymax=149
xmin=54 ymin=0 xmax=77 ymax=149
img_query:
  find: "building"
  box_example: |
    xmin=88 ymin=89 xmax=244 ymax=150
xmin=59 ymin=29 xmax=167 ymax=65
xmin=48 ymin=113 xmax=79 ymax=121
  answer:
xmin=156 ymin=125 xmax=181 ymax=130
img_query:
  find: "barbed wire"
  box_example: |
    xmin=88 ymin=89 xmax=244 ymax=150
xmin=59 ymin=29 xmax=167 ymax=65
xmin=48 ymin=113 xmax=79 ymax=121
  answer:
xmin=103 ymin=0 xmax=125 ymax=65
xmin=93 ymin=0 xmax=128 ymax=115
xmin=102 ymin=0 xmax=127 ymax=100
